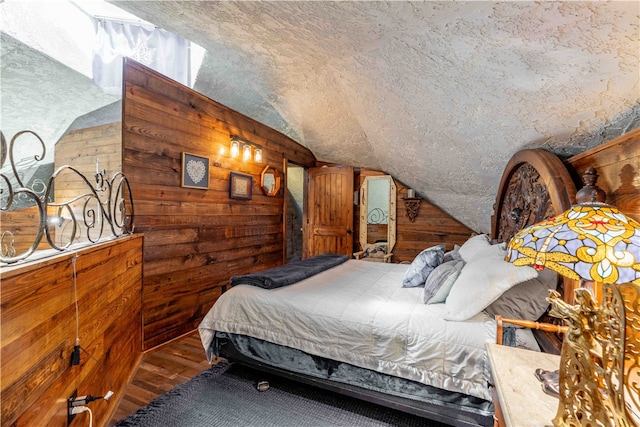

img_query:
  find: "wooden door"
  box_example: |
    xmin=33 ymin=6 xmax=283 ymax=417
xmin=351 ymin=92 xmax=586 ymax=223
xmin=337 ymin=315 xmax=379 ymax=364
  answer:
xmin=305 ymin=166 xmax=354 ymax=258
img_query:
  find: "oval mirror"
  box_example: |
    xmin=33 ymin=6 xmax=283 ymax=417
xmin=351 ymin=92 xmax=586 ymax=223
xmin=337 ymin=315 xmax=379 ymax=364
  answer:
xmin=261 ymin=165 xmax=281 ymax=196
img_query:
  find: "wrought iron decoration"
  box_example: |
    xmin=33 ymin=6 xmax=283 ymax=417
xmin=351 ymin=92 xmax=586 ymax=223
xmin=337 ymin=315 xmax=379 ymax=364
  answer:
xmin=0 ymin=130 xmax=135 ymax=264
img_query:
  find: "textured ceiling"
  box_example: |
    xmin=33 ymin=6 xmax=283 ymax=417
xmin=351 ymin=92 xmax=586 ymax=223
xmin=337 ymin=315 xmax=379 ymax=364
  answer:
xmin=2 ymin=1 xmax=638 ymax=233
xmin=109 ymin=1 xmax=639 ymax=233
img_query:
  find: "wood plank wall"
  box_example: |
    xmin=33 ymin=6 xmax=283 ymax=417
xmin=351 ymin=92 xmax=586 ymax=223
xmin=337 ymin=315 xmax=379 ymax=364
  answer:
xmin=567 ymin=127 xmax=640 ymax=223
xmin=559 ymin=129 xmax=640 ymax=304
xmin=54 ymin=122 xmax=123 ymax=246
xmin=0 ymin=206 xmax=48 ymax=255
xmin=122 ymin=59 xmax=316 ymax=349
xmin=0 ymin=234 xmax=143 ymax=427
xmin=354 ymin=170 xmax=474 ymax=263
xmin=55 ymin=122 xmax=123 ymax=184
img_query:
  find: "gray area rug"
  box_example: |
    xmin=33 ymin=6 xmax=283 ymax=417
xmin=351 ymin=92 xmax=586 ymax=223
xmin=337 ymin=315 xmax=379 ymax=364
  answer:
xmin=114 ymin=361 xmax=451 ymax=426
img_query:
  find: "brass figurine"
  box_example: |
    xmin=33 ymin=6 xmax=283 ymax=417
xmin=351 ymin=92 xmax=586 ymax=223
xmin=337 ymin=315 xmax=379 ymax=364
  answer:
xmin=548 ymin=287 xmax=634 ymax=427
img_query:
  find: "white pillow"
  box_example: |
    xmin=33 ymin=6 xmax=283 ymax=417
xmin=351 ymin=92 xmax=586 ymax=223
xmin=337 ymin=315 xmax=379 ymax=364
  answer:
xmin=457 ymin=234 xmax=492 ymax=262
xmin=444 ymin=248 xmax=538 ymax=321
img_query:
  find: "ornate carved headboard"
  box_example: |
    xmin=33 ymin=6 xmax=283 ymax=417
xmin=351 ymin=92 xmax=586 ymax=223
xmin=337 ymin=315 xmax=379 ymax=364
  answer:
xmin=491 ymin=149 xmax=576 ymax=244
xmin=490 ymin=149 xmax=578 ymax=353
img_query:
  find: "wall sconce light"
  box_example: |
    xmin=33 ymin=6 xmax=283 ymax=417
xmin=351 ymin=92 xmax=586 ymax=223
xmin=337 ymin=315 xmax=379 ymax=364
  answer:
xmin=230 ymin=135 xmax=263 ymax=163
xmin=242 ymin=144 xmax=252 ymax=162
xmin=230 ymin=139 xmax=240 ymax=158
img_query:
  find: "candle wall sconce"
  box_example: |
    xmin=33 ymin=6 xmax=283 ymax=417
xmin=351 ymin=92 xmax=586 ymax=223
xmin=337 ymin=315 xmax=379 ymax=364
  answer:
xmin=403 ymin=189 xmax=421 ymax=222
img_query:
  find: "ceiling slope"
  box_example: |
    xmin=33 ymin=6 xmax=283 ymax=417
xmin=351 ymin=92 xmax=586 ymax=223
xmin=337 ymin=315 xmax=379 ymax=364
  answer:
xmin=109 ymin=1 xmax=640 ymax=232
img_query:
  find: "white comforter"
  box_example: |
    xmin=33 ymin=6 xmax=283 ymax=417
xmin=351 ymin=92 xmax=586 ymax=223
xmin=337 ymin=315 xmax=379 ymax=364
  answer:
xmin=198 ymin=259 xmax=496 ymax=401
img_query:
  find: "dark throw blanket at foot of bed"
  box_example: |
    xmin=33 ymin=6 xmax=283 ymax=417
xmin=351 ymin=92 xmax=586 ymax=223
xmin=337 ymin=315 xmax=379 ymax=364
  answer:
xmin=114 ymin=361 xmax=452 ymax=427
xmin=230 ymin=253 xmax=349 ymax=289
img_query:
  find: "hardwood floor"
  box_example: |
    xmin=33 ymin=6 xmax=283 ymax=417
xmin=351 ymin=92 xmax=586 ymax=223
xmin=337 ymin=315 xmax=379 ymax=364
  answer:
xmin=108 ymin=331 xmax=213 ymax=425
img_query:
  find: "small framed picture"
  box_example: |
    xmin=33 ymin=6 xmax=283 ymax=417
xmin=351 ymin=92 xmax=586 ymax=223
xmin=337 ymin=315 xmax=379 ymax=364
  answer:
xmin=182 ymin=152 xmax=209 ymax=189
xmin=229 ymin=172 xmax=253 ymax=200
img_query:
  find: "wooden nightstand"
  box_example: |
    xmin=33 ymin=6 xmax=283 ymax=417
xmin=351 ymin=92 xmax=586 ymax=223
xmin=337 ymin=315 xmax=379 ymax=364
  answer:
xmin=486 ymin=343 xmax=560 ymax=427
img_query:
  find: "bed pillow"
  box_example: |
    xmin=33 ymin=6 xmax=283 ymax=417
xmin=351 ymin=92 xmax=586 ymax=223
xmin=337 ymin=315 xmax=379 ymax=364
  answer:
xmin=484 ymin=267 xmax=558 ymax=322
xmin=443 ymin=245 xmax=461 ymax=263
xmin=458 ymin=234 xmax=492 ymax=262
xmin=422 ymin=259 xmax=465 ymax=304
xmin=444 ymin=247 xmax=538 ymax=321
xmin=401 ymin=244 xmax=445 ymax=288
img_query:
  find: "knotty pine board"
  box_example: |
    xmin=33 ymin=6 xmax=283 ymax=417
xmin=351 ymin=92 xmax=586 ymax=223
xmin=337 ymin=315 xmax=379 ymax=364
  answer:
xmin=1 ymin=234 xmax=143 ymax=427
xmin=123 ymin=59 xmax=315 ymax=349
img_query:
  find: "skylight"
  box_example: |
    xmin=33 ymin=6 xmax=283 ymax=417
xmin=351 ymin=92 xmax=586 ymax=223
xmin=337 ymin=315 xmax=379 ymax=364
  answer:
xmin=0 ymin=0 xmax=205 ymax=170
xmin=1 ymin=0 xmax=204 ymax=88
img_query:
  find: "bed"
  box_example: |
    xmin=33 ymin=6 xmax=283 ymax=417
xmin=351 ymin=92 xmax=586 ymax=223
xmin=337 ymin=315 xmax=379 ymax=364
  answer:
xmin=198 ymin=148 xmax=578 ymax=427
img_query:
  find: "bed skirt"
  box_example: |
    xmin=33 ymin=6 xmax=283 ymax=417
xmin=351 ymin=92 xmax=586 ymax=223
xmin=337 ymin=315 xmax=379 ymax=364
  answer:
xmin=213 ymin=332 xmax=494 ymax=427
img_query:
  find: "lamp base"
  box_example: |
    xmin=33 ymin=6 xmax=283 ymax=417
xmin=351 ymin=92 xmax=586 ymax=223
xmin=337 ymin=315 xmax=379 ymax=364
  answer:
xmin=549 ymin=286 xmax=633 ymax=427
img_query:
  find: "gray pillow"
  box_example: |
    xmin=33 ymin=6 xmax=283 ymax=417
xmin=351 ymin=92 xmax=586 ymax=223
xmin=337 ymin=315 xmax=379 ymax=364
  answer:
xmin=401 ymin=244 xmax=445 ymax=288
xmin=484 ymin=267 xmax=558 ymax=322
xmin=423 ymin=259 xmax=465 ymax=304
xmin=443 ymin=245 xmax=461 ymax=263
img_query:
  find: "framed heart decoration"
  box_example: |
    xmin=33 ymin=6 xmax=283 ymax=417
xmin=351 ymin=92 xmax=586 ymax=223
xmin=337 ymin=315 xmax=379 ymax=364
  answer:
xmin=181 ymin=152 xmax=209 ymax=189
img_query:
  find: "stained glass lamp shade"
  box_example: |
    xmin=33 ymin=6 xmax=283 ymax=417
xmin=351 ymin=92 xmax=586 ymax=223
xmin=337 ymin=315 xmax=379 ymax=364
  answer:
xmin=505 ymin=202 xmax=640 ymax=286
xmin=503 ymin=168 xmax=640 ymax=427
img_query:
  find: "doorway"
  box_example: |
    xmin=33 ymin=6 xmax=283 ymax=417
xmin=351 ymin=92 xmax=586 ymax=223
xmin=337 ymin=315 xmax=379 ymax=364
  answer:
xmin=286 ymin=162 xmax=305 ymax=263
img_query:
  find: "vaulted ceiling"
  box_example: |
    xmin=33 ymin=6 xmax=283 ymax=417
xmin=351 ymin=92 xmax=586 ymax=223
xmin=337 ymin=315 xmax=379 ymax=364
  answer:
xmin=108 ymin=1 xmax=640 ymax=232
xmin=3 ymin=1 xmax=639 ymax=233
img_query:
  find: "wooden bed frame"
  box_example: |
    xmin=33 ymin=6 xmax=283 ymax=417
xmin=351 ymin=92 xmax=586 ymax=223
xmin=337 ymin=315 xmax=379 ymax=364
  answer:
xmin=490 ymin=148 xmax=578 ymax=354
xmin=217 ymin=147 xmax=585 ymax=427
